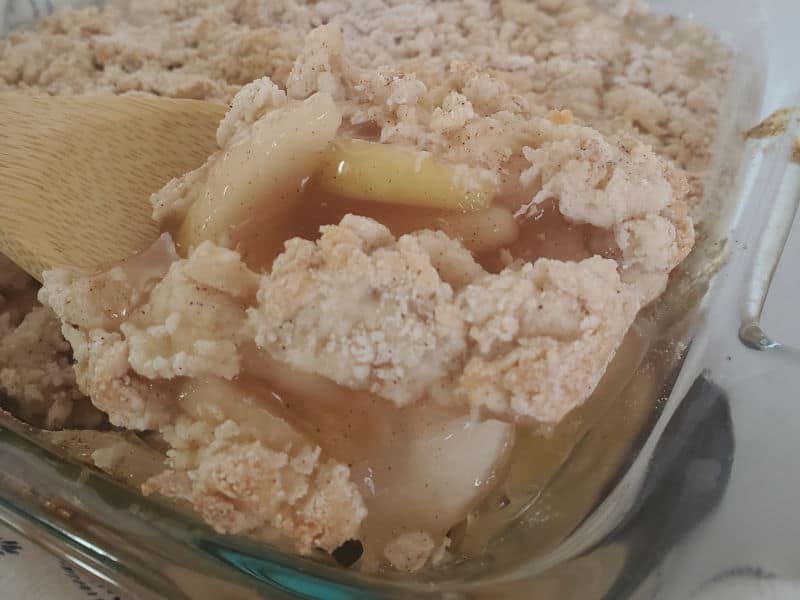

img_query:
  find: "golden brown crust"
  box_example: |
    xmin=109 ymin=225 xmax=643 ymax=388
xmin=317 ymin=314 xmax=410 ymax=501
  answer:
xmin=251 ymin=217 xmax=640 ymax=424
xmin=249 ymin=215 xmax=469 ymax=408
xmin=143 ymin=379 xmax=366 ymax=554
xmin=457 ymin=257 xmax=640 ymax=422
xmin=1 ymin=0 xmax=728 ymax=174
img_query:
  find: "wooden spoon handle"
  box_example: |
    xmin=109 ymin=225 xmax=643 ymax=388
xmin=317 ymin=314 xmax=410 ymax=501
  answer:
xmin=0 ymin=95 xmax=225 ymax=280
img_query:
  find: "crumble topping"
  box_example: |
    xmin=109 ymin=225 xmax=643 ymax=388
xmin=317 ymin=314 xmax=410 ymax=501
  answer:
xmin=383 ymin=531 xmax=436 ymax=573
xmin=249 ymin=215 xmax=639 ymax=422
xmin=143 ymin=378 xmax=366 ymax=553
xmin=248 ymin=215 xmax=469 ymax=408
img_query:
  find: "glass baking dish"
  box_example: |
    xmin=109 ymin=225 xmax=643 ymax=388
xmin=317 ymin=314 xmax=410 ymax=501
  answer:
xmin=1 ymin=1 xmax=798 ymax=598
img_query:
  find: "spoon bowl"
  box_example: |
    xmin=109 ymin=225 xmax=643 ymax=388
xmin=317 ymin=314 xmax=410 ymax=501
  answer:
xmin=0 ymin=95 xmax=225 ymax=280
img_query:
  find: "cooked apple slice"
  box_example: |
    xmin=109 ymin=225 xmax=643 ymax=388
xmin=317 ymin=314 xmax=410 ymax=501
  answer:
xmin=433 ymin=206 xmax=519 ymax=254
xmin=177 ymin=92 xmax=342 ymax=251
xmin=314 ymin=139 xmax=496 ymax=212
xmin=242 ymin=348 xmax=515 ymax=570
xmin=351 ymin=407 xmax=514 ymax=570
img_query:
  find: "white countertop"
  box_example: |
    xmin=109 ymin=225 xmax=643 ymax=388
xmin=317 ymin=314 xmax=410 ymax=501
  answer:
xmin=0 ymin=521 xmax=131 ymax=600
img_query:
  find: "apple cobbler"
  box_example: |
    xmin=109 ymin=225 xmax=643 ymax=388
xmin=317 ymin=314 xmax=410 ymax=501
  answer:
xmin=0 ymin=0 xmax=730 ymax=572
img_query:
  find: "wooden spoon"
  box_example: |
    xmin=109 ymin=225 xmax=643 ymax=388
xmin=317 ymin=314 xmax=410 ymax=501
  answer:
xmin=0 ymin=95 xmax=226 ymax=281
